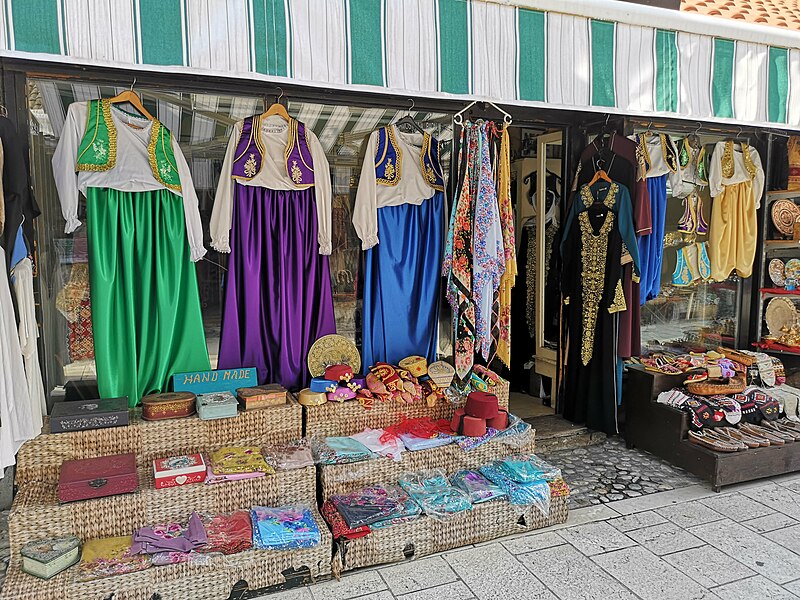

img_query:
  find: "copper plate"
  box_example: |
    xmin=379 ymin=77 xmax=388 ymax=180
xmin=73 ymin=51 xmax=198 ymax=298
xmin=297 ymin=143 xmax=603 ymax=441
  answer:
xmin=772 ymin=199 xmax=800 ymax=237
xmin=307 ymin=334 xmax=361 ymax=378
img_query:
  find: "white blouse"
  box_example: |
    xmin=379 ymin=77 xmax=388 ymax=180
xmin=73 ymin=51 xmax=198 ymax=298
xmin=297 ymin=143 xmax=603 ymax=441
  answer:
xmin=210 ymin=115 xmax=332 ymax=255
xmin=52 ymin=102 xmax=206 ymax=262
xmin=709 ymin=141 xmax=765 ymax=208
xmin=630 ymin=133 xmax=684 ymax=192
xmin=354 ymin=127 xmax=443 ymax=250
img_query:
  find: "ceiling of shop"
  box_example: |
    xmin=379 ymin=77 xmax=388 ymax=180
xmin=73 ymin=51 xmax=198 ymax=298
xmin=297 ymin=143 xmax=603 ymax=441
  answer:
xmin=681 ymin=0 xmax=800 ymax=30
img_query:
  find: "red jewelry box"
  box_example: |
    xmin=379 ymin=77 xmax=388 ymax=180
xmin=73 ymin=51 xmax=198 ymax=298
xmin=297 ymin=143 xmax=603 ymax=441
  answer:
xmin=153 ymin=453 xmax=207 ymax=489
xmin=58 ymin=453 xmax=138 ymax=503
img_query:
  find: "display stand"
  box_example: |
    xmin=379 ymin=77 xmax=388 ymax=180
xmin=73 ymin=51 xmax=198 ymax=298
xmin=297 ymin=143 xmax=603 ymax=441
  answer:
xmin=625 ymin=366 xmax=800 ymax=491
xmin=1 ymin=398 xmax=330 ymax=600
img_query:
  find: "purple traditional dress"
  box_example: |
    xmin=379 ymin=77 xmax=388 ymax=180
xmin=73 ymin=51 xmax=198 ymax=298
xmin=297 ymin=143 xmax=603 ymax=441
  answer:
xmin=211 ymin=114 xmax=335 ymax=390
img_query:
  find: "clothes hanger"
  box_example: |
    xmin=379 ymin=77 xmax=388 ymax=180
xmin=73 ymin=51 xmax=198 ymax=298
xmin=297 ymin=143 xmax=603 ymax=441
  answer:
xmin=587 ymin=167 xmax=612 ymax=187
xmin=263 ymin=87 xmax=290 ymax=121
xmin=393 ymin=99 xmax=426 ymax=135
xmin=108 ymin=79 xmax=154 ymax=121
xmin=453 ymin=100 xmax=512 ymax=126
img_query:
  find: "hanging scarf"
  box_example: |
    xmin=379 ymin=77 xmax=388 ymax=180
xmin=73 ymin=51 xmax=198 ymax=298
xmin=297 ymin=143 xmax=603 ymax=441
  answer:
xmin=496 ymin=124 xmax=516 ymax=366
xmin=443 ymin=126 xmax=479 ymax=378
xmin=472 ymin=122 xmax=506 ymax=361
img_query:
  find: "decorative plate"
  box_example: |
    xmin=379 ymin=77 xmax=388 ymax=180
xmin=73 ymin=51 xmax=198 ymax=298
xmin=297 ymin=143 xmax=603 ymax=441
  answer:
xmin=786 ymin=258 xmax=800 ymax=281
xmin=765 ymin=297 xmax=799 ymax=337
xmin=307 ymin=334 xmax=361 ymax=378
xmin=771 ymin=199 xmax=800 ymax=236
xmin=769 ymin=259 xmax=787 ymax=287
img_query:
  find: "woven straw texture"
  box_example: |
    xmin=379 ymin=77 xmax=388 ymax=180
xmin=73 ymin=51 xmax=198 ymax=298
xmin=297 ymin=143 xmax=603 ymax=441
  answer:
xmin=8 ymin=466 xmax=315 ymax=556
xmin=319 ymin=434 xmax=536 ymax=498
xmin=0 ymin=507 xmax=332 ymax=600
xmin=16 ymin=400 xmax=302 ymax=486
xmin=332 ymin=492 xmax=569 ymax=574
xmin=304 ymin=378 xmax=510 ymax=438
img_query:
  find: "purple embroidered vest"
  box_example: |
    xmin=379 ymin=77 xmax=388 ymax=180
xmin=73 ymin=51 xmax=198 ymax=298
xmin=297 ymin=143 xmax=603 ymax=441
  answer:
xmin=231 ymin=115 xmax=315 ymax=187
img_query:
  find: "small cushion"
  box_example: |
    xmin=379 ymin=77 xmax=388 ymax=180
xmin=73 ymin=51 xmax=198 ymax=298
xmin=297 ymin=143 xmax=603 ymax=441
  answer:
xmin=466 ymin=392 xmax=499 ymax=419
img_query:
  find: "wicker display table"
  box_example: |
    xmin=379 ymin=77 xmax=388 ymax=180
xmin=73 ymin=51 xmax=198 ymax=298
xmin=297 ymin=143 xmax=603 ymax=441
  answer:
xmin=15 ymin=399 xmax=302 ymax=485
xmin=304 ymin=378 xmax=510 ymax=438
xmin=1 ymin=507 xmax=332 ymax=600
xmin=332 ymin=485 xmax=569 ymax=574
xmin=319 ymin=434 xmax=536 ymax=499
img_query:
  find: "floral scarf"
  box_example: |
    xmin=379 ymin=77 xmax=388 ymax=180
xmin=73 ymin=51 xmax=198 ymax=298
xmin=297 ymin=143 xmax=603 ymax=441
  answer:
xmin=496 ymin=124 xmax=516 ymax=366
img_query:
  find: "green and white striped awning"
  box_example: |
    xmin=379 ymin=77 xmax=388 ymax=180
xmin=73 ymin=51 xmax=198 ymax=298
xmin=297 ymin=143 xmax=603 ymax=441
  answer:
xmin=4 ymin=0 xmax=800 ymax=129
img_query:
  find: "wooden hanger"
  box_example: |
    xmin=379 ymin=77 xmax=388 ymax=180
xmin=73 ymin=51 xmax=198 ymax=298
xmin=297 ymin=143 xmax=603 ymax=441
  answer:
xmin=108 ymin=80 xmax=154 ymax=121
xmin=263 ymin=87 xmax=290 ymax=121
xmin=587 ymin=168 xmax=612 ymax=187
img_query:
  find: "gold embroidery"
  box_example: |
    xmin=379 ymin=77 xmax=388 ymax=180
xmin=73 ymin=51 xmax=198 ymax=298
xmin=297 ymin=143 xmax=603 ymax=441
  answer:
xmin=384 ymin=157 xmax=395 ymax=180
xmin=609 ymin=279 xmax=627 ymax=313
xmin=742 ymin=142 xmax=758 ymax=180
xmin=147 ymin=122 xmax=181 ymax=193
xmin=244 ymin=153 xmax=257 ymax=178
xmin=579 ymin=209 xmax=614 ymax=366
xmin=661 ymin=134 xmax=678 ymax=173
xmin=76 ymin=99 xmax=117 ymax=172
xmin=92 ymin=140 xmax=108 ymax=159
xmin=721 ymin=140 xmax=735 ymax=179
xmin=638 ymin=134 xmax=651 ymax=175
xmin=290 ymin=160 xmax=303 ymax=184
xmin=580 ymin=182 xmax=618 ymax=210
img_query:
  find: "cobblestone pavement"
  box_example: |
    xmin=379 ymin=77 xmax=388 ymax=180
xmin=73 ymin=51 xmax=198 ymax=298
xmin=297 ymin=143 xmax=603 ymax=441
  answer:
xmin=260 ymin=473 xmax=800 ymax=600
xmin=542 ymin=437 xmax=702 ymax=509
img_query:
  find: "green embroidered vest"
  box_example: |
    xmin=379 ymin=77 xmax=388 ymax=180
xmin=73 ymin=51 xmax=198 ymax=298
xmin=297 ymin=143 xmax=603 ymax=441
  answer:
xmin=75 ymin=99 xmax=182 ymax=193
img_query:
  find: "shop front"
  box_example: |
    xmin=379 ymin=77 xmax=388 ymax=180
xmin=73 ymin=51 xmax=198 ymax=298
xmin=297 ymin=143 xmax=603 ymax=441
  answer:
xmin=0 ymin=0 xmax=798 ymax=598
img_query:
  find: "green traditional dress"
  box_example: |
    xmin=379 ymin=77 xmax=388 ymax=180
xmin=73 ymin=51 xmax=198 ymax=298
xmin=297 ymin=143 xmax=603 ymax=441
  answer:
xmin=53 ymin=99 xmax=210 ymax=407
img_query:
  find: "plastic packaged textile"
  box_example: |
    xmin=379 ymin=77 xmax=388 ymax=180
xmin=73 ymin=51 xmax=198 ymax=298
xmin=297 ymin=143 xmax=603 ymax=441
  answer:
xmin=350 ymin=428 xmax=405 ymax=461
xmin=330 ymin=484 xmax=408 ymax=528
xmin=250 ymin=506 xmax=321 ymax=550
xmin=398 ymin=469 xmax=451 ymax=497
xmin=209 ymin=446 xmax=274 ymax=475
xmin=78 ymin=536 xmax=152 ymax=581
xmin=479 ymin=463 xmax=552 ymax=516
xmin=419 ymin=489 xmax=472 ymax=519
xmin=493 ymin=414 xmax=535 ymax=448
xmin=204 ymin=465 xmax=266 ymax=485
xmin=321 ymin=500 xmax=371 ymax=541
xmin=263 ymin=439 xmax=314 ymax=470
xmin=455 ymin=427 xmax=499 ymax=451
xmin=451 ymin=469 xmax=506 ymax=504
xmin=151 ymin=551 xmax=212 ymax=566
xmin=131 ymin=512 xmax=208 ymax=555
xmin=197 ymin=511 xmax=253 ymax=555
xmin=497 ymin=454 xmax=562 ymax=483
xmin=370 ymin=490 xmax=423 ymax=528
xmin=398 ymin=432 xmax=454 ymax=451
xmin=311 ymin=436 xmax=376 ymax=465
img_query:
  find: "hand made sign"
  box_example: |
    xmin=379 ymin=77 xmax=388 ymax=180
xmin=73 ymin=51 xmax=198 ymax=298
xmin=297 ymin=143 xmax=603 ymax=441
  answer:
xmin=172 ymin=368 xmax=257 ymax=395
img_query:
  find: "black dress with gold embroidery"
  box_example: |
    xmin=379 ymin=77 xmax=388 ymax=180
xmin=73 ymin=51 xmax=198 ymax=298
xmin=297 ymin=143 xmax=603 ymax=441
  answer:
xmin=561 ymin=182 xmax=640 ymax=435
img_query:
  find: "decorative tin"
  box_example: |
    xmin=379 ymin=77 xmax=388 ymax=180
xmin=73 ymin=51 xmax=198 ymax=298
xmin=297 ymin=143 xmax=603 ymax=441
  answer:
xmin=297 ymin=388 xmax=327 ymax=406
xmin=237 ymin=384 xmax=287 ymax=411
xmin=141 ymin=392 xmax=196 ymax=421
xmin=21 ymin=536 xmax=81 ymax=580
xmin=50 ymin=397 xmax=129 ymax=433
xmin=58 ymin=453 xmax=138 ymax=503
xmin=173 ymin=367 xmax=257 ymax=395
xmin=197 ymin=391 xmax=239 ymax=421
xmin=153 ymin=453 xmax=207 ymax=489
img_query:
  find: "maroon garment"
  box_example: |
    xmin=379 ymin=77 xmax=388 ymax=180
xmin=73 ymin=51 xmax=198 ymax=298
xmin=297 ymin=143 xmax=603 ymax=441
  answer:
xmin=574 ymin=133 xmax=648 ymax=358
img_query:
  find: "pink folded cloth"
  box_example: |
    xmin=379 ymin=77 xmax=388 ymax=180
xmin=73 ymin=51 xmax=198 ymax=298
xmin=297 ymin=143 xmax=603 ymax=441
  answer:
xmin=204 ymin=465 xmax=266 ymax=485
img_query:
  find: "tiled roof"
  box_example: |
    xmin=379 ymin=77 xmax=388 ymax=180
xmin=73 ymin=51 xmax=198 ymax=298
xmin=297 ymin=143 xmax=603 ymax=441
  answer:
xmin=681 ymin=0 xmax=800 ymax=31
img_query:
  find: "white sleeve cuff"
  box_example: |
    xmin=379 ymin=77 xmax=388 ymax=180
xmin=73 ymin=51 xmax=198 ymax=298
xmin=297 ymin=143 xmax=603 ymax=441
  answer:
xmin=211 ymin=237 xmax=231 ymax=254
xmin=64 ymin=218 xmax=82 ymax=234
xmin=361 ymin=234 xmax=379 ymax=251
xmin=318 ymin=241 xmax=332 ymax=256
xmin=190 ymin=246 xmax=207 ymax=263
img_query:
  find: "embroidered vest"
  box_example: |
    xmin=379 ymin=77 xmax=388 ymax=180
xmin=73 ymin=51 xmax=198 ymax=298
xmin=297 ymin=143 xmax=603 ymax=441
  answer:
xmin=75 ymin=99 xmax=182 ymax=193
xmin=638 ymin=133 xmax=678 ymax=176
xmin=374 ymin=126 xmax=445 ymax=192
xmin=231 ymin=114 xmax=315 ymax=188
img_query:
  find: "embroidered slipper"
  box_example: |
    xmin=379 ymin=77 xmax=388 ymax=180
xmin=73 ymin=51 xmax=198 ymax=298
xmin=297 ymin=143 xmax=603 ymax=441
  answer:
xmin=762 ymin=421 xmax=800 ymax=442
xmin=716 ymin=427 xmax=761 ymax=449
xmin=688 ymin=430 xmax=741 ymax=453
xmin=705 ymin=429 xmax=748 ymax=451
xmin=740 ymin=423 xmax=787 ymax=446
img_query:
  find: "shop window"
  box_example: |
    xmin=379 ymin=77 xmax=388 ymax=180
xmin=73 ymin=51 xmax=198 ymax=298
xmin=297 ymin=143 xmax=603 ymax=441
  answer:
xmin=27 ymin=78 xmax=452 ymax=395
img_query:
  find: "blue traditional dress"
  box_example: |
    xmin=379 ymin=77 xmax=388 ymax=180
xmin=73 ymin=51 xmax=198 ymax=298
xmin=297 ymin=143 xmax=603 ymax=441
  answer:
xmin=354 ymin=125 xmax=446 ymax=369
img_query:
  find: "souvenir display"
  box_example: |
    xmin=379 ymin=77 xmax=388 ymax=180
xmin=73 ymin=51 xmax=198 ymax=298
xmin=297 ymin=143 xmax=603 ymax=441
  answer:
xmin=427 ymin=361 xmax=456 ymax=388
xmin=53 ymin=99 xmax=211 ymax=407
xmin=450 ymin=470 xmax=506 ymax=504
xmin=21 ymin=536 xmax=81 ymax=580
xmin=355 ymin=125 xmax=446 ymax=369
xmin=131 ymin=512 xmax=207 ymax=554
xmin=58 ymin=453 xmax=138 ymax=503
xmin=769 ymin=259 xmax=787 ymax=287
xmin=49 ymin=397 xmax=129 ymax=433
xmin=398 ymin=356 xmax=427 ymax=378
xmin=209 ymin=446 xmax=273 ymax=475
xmin=349 ymin=428 xmax=404 ymax=461
xmin=153 ymin=454 xmax=207 ymax=489
xmin=765 ymin=297 xmax=799 ymax=336
xmin=785 ymin=258 xmax=800 ymax=280
xmin=324 ymin=364 xmax=354 ymax=382
xmin=196 ymin=391 xmax=239 ymax=420
xmin=263 ymin=440 xmax=314 ymax=470
xmin=78 ymin=536 xmax=152 ymax=581
xmin=480 ymin=462 xmax=552 ymax=514
xmin=141 ymin=392 xmax=197 ymax=421
xmin=771 ymin=198 xmax=800 ymax=236
xmin=237 ymin=384 xmax=287 ymax=410
xmin=312 ymin=437 xmax=376 ymax=465
xmin=197 ymin=511 xmax=253 ymax=555
xmin=307 ymin=334 xmax=361 ymax=378
xmin=212 ymin=110 xmax=335 ymax=390
xmin=330 ymin=485 xmax=408 ymax=528
xmin=310 ymin=377 xmax=339 ymax=393
xmin=173 ymin=368 xmax=258 ymax=395
xmin=320 ymin=500 xmax=371 ymax=541
xmin=250 ymin=506 xmax=321 ymax=550
xmin=297 ymin=388 xmax=328 ymax=406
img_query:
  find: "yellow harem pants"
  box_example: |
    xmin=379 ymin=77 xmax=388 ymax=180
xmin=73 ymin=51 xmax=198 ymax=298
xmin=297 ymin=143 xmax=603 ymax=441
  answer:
xmin=708 ymin=180 xmax=757 ymax=281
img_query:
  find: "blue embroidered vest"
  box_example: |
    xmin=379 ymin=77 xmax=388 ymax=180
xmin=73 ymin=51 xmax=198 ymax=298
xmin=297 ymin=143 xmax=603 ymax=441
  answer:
xmin=374 ymin=126 xmax=444 ymax=192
